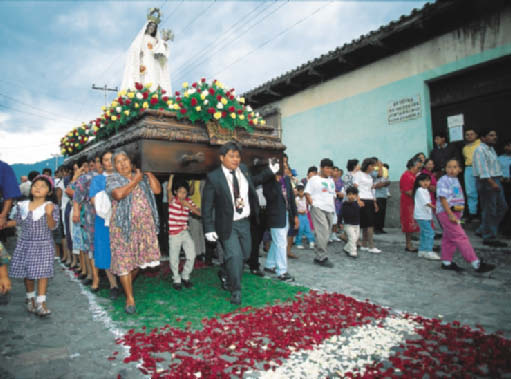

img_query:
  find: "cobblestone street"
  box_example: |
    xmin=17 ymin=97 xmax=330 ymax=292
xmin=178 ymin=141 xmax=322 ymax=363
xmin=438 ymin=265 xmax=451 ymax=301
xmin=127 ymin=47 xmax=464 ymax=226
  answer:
xmin=1 ymin=228 xmax=510 ymax=378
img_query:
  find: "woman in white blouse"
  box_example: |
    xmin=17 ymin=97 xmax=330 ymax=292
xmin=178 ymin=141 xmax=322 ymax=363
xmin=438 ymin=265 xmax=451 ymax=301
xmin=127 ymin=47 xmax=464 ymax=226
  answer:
xmin=352 ymin=158 xmax=382 ymax=253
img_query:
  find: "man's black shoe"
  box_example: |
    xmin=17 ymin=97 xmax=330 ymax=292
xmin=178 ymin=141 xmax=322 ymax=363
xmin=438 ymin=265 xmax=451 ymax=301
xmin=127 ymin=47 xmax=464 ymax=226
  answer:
xmin=182 ymin=279 xmax=193 ymax=289
xmin=313 ymin=258 xmax=334 ymax=268
xmin=483 ymin=239 xmax=508 ymax=248
xmin=250 ymin=268 xmax=265 ymax=277
xmin=474 ymin=260 xmax=496 ymax=273
xmin=263 ymin=267 xmax=276 ymax=274
xmin=277 ymin=272 xmax=295 ymax=282
xmin=374 ymin=229 xmax=386 ymax=234
xmin=434 ymin=234 xmax=443 ymax=240
xmin=230 ymin=292 xmax=241 ymax=305
xmin=441 ymin=262 xmax=464 ymax=272
xmin=82 ymin=279 xmax=93 ymax=286
xmin=172 ymin=282 xmax=183 ymax=290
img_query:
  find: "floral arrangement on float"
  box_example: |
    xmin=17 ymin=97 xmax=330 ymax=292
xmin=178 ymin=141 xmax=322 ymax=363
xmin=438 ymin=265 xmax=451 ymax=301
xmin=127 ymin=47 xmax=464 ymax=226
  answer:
xmin=60 ymin=79 xmax=266 ymax=156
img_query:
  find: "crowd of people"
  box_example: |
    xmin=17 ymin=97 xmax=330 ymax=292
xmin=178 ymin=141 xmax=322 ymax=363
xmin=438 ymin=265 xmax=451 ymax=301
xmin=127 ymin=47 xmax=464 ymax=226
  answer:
xmin=0 ymin=128 xmax=507 ymax=315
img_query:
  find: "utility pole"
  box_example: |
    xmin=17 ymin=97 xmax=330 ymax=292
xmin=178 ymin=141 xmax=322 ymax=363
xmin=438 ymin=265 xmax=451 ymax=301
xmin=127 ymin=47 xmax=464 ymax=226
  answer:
xmin=50 ymin=153 xmax=60 ymax=174
xmin=92 ymin=84 xmax=119 ymax=107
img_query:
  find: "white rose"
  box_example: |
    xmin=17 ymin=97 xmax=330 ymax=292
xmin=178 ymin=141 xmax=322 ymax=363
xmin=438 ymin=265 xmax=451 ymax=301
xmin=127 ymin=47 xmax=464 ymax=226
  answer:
xmin=188 ymin=88 xmax=196 ymax=94
xmin=216 ymin=102 xmax=223 ymax=109
xmin=203 ymin=99 xmax=208 ymax=105
xmin=116 ymin=106 xmax=121 ymax=113
xmin=246 ymin=105 xmax=252 ymax=112
xmin=201 ymin=90 xmax=208 ymax=97
xmin=136 ymin=93 xmax=143 ymax=100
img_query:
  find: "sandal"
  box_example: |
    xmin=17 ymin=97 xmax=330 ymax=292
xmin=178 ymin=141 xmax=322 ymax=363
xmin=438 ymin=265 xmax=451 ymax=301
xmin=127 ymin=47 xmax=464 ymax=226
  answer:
xmin=26 ymin=298 xmax=36 ymax=313
xmin=35 ymin=302 xmax=52 ymax=317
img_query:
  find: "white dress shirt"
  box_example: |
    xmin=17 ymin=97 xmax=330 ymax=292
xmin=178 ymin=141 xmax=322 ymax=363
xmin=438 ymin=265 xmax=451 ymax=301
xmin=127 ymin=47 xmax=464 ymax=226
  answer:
xmin=221 ymin=165 xmax=251 ymax=220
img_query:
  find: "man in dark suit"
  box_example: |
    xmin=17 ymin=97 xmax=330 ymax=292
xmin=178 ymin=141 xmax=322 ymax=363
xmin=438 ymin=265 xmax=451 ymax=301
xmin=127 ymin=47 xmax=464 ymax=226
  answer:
xmin=202 ymin=141 xmax=277 ymax=305
xmin=262 ymin=173 xmax=298 ymax=281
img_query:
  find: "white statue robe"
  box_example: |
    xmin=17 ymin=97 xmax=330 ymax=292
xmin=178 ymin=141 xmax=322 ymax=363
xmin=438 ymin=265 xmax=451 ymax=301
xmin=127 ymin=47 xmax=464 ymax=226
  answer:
xmin=120 ymin=22 xmax=172 ymax=94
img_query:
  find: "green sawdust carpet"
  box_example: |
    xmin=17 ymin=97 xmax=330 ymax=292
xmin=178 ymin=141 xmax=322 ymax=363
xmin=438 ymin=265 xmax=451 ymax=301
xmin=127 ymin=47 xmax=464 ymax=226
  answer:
xmin=94 ymin=267 xmax=308 ymax=331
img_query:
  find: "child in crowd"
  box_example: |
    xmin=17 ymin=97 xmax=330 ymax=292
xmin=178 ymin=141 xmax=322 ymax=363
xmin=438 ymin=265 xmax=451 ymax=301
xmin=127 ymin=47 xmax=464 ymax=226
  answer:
xmin=6 ymin=175 xmax=59 ymax=316
xmin=436 ymin=159 xmax=495 ymax=273
xmin=413 ymin=174 xmax=440 ymax=260
xmin=342 ymin=186 xmax=360 ymax=258
xmin=168 ymin=176 xmax=201 ymax=290
xmin=294 ymin=184 xmax=315 ymax=249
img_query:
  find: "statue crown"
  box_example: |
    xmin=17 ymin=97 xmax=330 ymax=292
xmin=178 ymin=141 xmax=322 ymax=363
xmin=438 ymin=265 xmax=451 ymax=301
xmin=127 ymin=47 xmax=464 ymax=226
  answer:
xmin=147 ymin=8 xmax=161 ymax=25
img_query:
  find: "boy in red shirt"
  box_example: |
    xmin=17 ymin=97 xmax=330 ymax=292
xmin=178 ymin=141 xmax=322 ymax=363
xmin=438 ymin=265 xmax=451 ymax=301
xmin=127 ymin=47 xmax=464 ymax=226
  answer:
xmin=168 ymin=176 xmax=201 ymax=290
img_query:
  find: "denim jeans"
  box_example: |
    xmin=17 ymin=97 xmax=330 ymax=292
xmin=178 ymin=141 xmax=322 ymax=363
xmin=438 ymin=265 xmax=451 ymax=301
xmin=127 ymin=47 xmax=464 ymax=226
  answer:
xmin=295 ymin=213 xmax=315 ymax=245
xmin=265 ymin=212 xmax=289 ymax=276
xmin=476 ymin=177 xmax=508 ymax=240
xmin=416 ymin=219 xmax=434 ymax=252
xmin=464 ymin=166 xmax=478 ymax=215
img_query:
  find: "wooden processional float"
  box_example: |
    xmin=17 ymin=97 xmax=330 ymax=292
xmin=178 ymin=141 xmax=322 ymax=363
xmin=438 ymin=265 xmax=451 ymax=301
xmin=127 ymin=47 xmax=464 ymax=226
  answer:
xmin=63 ymin=109 xmax=285 ymax=177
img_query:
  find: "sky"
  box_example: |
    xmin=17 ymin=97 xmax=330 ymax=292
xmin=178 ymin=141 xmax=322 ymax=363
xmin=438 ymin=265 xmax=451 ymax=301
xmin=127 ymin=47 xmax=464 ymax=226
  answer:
xmin=0 ymin=0 xmax=427 ymax=165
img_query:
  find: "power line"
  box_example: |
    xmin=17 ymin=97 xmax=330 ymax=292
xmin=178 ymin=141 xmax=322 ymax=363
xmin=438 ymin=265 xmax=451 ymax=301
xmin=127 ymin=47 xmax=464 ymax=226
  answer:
xmin=0 ymin=103 xmax=81 ymax=125
xmin=174 ymin=1 xmax=289 ymax=82
xmin=172 ymin=1 xmax=277 ymax=80
xmin=174 ymin=1 xmax=216 ymax=37
xmin=212 ymin=1 xmax=334 ymax=79
xmin=0 ymin=92 xmax=81 ymax=123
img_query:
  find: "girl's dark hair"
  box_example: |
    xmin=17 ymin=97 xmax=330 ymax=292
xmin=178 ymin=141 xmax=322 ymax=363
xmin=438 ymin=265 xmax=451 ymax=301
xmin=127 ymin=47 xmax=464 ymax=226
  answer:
xmin=413 ymin=173 xmax=431 ymax=198
xmin=423 ymin=158 xmax=434 ymax=169
xmin=346 ymin=159 xmax=359 ymax=172
xmin=29 ymin=176 xmax=57 ymax=203
xmin=77 ymin=156 xmax=88 ymax=168
xmin=361 ymin=158 xmax=376 ymax=173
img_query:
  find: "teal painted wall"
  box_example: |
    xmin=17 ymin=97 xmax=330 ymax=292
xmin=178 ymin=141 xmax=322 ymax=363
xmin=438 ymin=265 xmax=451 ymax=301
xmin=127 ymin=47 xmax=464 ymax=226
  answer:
xmin=283 ymin=44 xmax=511 ymax=181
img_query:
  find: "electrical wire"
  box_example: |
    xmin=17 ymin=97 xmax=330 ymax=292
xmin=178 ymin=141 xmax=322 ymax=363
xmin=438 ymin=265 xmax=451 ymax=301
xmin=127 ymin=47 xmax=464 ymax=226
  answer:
xmin=173 ymin=1 xmax=284 ymax=81
xmin=211 ymin=1 xmax=334 ymax=78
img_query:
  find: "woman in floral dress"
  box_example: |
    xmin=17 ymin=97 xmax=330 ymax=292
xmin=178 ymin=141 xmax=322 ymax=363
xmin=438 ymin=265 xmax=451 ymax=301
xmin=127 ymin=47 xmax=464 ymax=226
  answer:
xmin=400 ymin=157 xmax=423 ymax=252
xmin=106 ymin=151 xmax=161 ymax=314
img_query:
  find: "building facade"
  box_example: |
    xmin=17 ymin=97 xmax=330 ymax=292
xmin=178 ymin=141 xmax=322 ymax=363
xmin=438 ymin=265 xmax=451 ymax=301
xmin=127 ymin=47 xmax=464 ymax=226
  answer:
xmin=244 ymin=0 xmax=511 ymax=226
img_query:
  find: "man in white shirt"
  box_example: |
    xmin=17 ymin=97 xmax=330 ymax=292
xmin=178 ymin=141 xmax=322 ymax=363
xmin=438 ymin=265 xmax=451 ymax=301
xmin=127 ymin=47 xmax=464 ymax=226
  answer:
xmin=202 ymin=142 xmax=278 ymax=305
xmin=305 ymin=158 xmax=336 ymax=268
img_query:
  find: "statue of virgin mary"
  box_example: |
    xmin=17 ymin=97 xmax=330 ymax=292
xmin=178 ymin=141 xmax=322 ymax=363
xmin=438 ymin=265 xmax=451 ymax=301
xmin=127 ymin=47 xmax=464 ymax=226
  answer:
xmin=120 ymin=8 xmax=173 ymax=94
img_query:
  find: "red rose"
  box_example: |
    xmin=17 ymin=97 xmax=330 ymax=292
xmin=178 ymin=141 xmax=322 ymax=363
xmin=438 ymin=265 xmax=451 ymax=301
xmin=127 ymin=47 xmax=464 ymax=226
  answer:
xmin=229 ymin=95 xmax=235 ymax=100
xmin=201 ymin=78 xmax=206 ymax=83
xmin=162 ymin=96 xmax=169 ymax=102
xmin=207 ymin=107 xmax=215 ymax=114
xmin=226 ymin=91 xmax=231 ymax=97
xmin=208 ymin=88 xmax=215 ymax=95
xmin=150 ymin=98 xmax=158 ymax=105
xmin=180 ymin=108 xmax=187 ymax=115
xmin=142 ymin=92 xmax=148 ymax=99
xmin=221 ymin=111 xmax=227 ymax=118
xmin=216 ymin=95 xmax=222 ymax=101
xmin=176 ymin=97 xmax=181 ymax=102
xmin=192 ymin=82 xmax=197 ymax=88
xmin=249 ymin=120 xmax=254 ymax=125
xmin=135 ymin=82 xmax=143 ymax=90
xmin=125 ymin=99 xmax=131 ymax=105
xmin=161 ymin=89 xmax=166 ymax=94
xmin=191 ymin=98 xmax=198 ymax=106
xmin=175 ymin=91 xmax=180 ymax=96
xmin=237 ymin=109 xmax=242 ymax=115
xmin=228 ymin=106 xmax=235 ymax=112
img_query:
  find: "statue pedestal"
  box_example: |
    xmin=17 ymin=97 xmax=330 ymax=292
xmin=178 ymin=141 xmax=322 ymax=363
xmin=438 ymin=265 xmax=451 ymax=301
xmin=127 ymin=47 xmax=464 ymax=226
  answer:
xmin=66 ymin=109 xmax=285 ymax=174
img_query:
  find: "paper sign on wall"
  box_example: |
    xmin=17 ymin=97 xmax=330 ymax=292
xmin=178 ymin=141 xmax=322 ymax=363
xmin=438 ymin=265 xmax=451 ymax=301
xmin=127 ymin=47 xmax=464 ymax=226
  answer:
xmin=447 ymin=114 xmax=464 ymax=142
xmin=387 ymin=94 xmax=422 ymax=125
